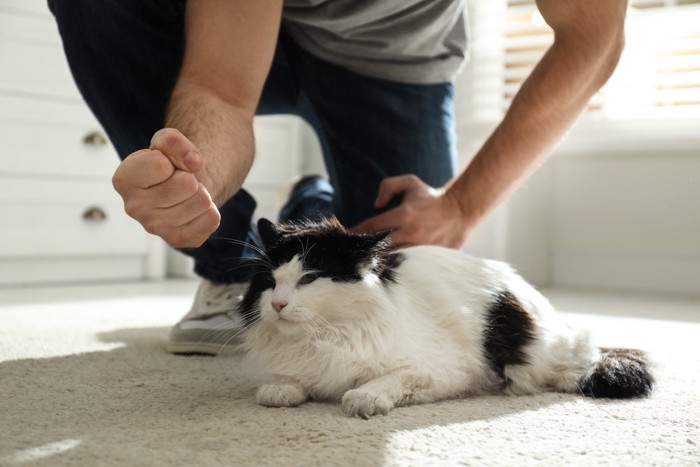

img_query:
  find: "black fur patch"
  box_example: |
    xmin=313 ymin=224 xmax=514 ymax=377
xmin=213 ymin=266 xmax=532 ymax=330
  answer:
xmin=482 ymin=291 xmax=536 ymax=385
xmin=238 ymin=217 xmax=402 ymax=326
xmin=239 ymin=267 xmax=276 ymax=327
xmin=379 ymin=252 xmax=405 ymax=285
xmin=579 ymin=348 xmax=653 ymax=398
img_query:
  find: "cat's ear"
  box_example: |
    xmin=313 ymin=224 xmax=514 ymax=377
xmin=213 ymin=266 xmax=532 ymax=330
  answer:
xmin=360 ymin=229 xmax=393 ymax=252
xmin=257 ymin=218 xmax=281 ymax=247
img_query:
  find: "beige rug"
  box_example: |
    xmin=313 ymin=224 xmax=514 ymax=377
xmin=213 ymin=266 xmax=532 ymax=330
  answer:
xmin=1 ymin=282 xmax=698 ymax=466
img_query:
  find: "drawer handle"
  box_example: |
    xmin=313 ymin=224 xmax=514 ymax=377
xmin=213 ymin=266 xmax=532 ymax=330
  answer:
xmin=82 ymin=206 xmax=107 ymax=222
xmin=82 ymin=131 xmax=108 ymax=146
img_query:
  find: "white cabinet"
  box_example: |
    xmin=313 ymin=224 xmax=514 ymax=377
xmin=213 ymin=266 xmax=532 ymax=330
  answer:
xmin=0 ymin=1 xmax=163 ymax=285
xmin=0 ymin=1 xmax=303 ymax=285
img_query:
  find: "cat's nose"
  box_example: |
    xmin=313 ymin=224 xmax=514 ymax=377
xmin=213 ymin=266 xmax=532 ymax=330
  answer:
xmin=272 ymin=301 xmax=288 ymax=313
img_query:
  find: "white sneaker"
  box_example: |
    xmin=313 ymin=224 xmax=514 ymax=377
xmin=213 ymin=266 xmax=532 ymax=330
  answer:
xmin=166 ymin=280 xmax=249 ymax=356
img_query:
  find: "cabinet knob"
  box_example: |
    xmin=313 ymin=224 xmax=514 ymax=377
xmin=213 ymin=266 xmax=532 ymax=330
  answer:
xmin=82 ymin=206 xmax=107 ymax=222
xmin=82 ymin=131 xmax=108 ymax=146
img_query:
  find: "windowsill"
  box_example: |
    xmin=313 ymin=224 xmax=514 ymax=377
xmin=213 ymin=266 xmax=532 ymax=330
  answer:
xmin=457 ymin=117 xmax=700 ymax=158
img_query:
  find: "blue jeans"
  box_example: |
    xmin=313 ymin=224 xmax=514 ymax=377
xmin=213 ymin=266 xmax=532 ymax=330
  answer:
xmin=49 ymin=0 xmax=458 ymax=283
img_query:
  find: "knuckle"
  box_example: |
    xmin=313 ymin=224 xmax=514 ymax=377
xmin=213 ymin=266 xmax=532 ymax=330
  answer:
xmin=395 ymin=206 xmax=412 ymax=223
xmin=201 ymin=208 xmax=221 ymax=232
xmin=407 ymin=174 xmax=422 ymax=186
xmin=143 ymin=220 xmax=162 ymax=236
xmin=208 ymin=209 xmax=222 ymax=229
xmin=151 ymin=128 xmax=176 ymax=147
xmin=160 ymin=129 xmax=189 ymax=156
xmin=200 ymin=210 xmax=221 ymax=235
xmin=193 ymin=189 xmax=213 ymax=211
xmin=112 ymin=170 xmax=127 ymax=191
xmin=169 ymin=230 xmax=204 ymax=249
xmin=179 ymin=172 xmax=200 ymax=195
xmin=166 ymin=231 xmax=185 ymax=248
xmin=151 ymin=152 xmax=175 ymax=174
xmin=123 ymin=200 xmax=142 ymax=218
xmin=162 ymin=130 xmax=180 ymax=149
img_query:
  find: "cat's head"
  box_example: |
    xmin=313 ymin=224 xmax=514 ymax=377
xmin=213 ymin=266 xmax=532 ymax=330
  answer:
xmin=239 ymin=217 xmax=403 ymax=336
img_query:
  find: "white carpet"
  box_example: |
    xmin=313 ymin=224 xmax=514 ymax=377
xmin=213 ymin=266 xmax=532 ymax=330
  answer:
xmin=1 ymin=281 xmax=698 ymax=466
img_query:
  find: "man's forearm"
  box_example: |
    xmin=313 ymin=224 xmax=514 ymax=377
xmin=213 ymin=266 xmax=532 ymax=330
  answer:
xmin=165 ymin=83 xmax=256 ymax=208
xmin=162 ymin=0 xmax=282 ymax=209
xmin=446 ymin=8 xmax=626 ymax=231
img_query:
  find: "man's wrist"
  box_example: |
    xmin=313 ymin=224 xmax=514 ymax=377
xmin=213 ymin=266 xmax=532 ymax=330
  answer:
xmin=444 ymin=184 xmax=482 ymax=236
xmin=166 ymin=86 xmax=256 ymax=208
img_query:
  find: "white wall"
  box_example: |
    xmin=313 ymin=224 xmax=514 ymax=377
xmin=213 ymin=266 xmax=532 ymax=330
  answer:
xmin=549 ymin=130 xmax=700 ymax=295
xmin=457 ymin=118 xmax=700 ymax=296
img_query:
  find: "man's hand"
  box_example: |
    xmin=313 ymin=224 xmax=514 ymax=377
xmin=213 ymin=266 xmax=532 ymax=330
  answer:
xmin=112 ymin=128 xmax=221 ymax=248
xmin=351 ymin=175 xmax=471 ymax=249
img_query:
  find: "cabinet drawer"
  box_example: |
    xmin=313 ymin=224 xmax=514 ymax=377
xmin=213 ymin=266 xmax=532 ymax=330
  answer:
xmin=0 ymin=94 xmax=118 ymax=179
xmin=0 ymin=2 xmax=56 ymax=44
xmin=0 ymin=0 xmax=50 ymax=16
xmin=0 ymin=4 xmax=79 ymax=100
xmin=0 ymin=37 xmax=79 ymax=100
xmin=0 ymin=176 xmax=148 ymax=258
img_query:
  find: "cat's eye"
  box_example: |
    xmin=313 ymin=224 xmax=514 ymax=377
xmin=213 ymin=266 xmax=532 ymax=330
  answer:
xmin=261 ymin=274 xmax=276 ymax=289
xmin=298 ymin=272 xmax=320 ymax=286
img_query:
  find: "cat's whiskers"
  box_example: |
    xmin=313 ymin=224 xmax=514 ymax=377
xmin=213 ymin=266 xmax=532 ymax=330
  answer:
xmin=213 ymin=237 xmax=275 ymax=270
xmin=297 ymin=313 xmax=323 ymax=356
xmin=284 ymin=310 xmax=326 ymax=366
xmin=301 ymin=238 xmax=317 ymax=266
xmin=216 ymin=315 xmax=262 ymax=356
xmin=322 ymin=321 xmax=351 ymax=384
xmin=221 ymin=254 xmax=280 ymax=278
xmin=298 ymin=311 xmax=344 ymax=373
xmin=193 ymin=314 xmax=251 ymax=358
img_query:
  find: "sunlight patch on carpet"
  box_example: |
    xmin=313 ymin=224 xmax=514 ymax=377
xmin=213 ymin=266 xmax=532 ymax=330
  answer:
xmin=0 ymin=297 xmax=185 ymax=363
xmin=0 ymin=439 xmax=82 ymax=465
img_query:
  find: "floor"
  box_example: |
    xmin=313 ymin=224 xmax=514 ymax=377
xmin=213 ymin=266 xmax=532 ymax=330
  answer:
xmin=0 ymin=279 xmax=697 ymax=322
xmin=1 ymin=280 xmax=698 ymax=466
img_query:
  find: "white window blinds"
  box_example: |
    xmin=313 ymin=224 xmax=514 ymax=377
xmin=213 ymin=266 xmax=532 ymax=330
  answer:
xmin=502 ymin=0 xmax=700 ymax=119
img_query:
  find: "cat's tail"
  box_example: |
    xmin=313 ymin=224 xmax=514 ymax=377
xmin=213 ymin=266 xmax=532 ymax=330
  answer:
xmin=578 ymin=348 xmax=653 ymax=398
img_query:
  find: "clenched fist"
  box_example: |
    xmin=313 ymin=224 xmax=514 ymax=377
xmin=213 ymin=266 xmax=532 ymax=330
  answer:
xmin=112 ymin=128 xmax=221 ymax=248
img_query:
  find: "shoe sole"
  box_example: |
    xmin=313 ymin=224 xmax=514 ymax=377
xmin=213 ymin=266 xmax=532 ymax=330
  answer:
xmin=165 ymin=340 xmax=243 ymax=357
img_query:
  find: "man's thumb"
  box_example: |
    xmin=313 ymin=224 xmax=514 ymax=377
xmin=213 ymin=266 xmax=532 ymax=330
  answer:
xmin=149 ymin=128 xmax=203 ymax=173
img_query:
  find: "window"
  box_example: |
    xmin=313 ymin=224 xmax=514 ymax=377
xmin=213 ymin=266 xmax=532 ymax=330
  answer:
xmin=499 ymin=0 xmax=700 ymax=119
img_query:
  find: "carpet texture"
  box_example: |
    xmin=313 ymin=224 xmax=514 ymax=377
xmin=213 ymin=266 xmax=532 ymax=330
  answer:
xmin=1 ymin=285 xmax=698 ymax=466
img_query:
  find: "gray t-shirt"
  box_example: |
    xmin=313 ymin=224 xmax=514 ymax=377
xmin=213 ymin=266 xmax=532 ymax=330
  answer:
xmin=282 ymin=0 xmax=468 ymax=84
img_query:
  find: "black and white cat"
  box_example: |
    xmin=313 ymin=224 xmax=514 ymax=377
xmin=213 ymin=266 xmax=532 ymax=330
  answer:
xmin=238 ymin=217 xmax=652 ymax=418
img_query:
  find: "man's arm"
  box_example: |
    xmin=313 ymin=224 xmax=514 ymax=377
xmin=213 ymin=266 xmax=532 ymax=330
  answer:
xmin=353 ymin=0 xmax=628 ymax=248
xmin=112 ymin=0 xmax=283 ymax=248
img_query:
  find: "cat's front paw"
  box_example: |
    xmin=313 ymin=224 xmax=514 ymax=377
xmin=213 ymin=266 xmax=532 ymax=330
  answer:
xmin=256 ymin=384 xmax=307 ymax=408
xmin=341 ymin=389 xmax=394 ymax=419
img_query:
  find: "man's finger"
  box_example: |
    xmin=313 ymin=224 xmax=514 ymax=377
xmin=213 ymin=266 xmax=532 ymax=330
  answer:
xmin=351 ymin=209 xmax=400 ymax=234
xmin=150 ymin=128 xmax=203 ymax=173
xmin=114 ymin=149 xmax=176 ymax=190
xmin=166 ymin=206 xmax=221 ymax=248
xmin=374 ymin=175 xmax=421 ymax=208
xmin=157 ymin=183 xmax=217 ymax=226
xmin=149 ymin=169 xmax=201 ymax=209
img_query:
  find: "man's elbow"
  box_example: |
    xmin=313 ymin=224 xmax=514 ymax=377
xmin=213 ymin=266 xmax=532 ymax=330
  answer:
xmin=597 ymin=21 xmax=626 ymax=89
xmin=564 ymin=2 xmax=628 ymax=89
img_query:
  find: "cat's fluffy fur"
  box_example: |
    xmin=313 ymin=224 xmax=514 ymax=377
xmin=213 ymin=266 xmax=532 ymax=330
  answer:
xmin=238 ymin=218 xmax=653 ymax=418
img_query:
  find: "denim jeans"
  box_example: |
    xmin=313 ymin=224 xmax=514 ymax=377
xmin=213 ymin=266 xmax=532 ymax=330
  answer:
xmin=49 ymin=0 xmax=458 ymax=283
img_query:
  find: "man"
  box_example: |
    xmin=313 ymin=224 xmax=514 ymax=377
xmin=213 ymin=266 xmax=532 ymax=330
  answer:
xmin=49 ymin=0 xmax=627 ymax=354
